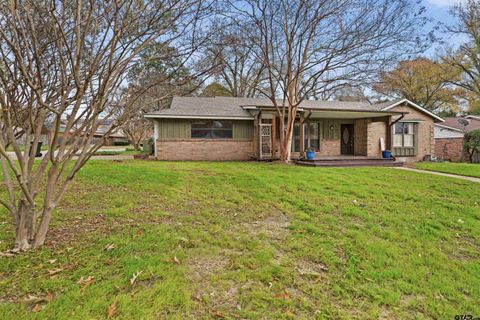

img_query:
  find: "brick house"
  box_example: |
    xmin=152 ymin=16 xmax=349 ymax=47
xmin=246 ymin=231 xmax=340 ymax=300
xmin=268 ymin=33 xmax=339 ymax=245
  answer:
xmin=434 ymin=116 xmax=480 ymax=162
xmin=145 ymin=97 xmax=444 ymax=162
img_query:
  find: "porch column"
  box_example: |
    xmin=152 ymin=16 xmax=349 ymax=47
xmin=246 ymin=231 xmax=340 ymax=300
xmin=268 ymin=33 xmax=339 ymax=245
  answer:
xmin=271 ymin=113 xmax=276 ymax=158
xmin=299 ymin=112 xmax=305 ymax=158
xmin=386 ymin=116 xmax=392 ymax=150
xmin=253 ymin=112 xmax=260 ymax=159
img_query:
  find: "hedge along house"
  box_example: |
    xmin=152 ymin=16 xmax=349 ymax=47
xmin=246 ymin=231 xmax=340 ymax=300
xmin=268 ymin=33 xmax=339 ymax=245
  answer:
xmin=145 ymin=96 xmax=444 ymax=162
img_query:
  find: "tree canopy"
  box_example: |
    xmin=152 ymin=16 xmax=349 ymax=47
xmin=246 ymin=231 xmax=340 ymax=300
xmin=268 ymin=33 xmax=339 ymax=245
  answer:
xmin=373 ymin=58 xmax=464 ymax=114
xmin=200 ymin=82 xmax=233 ymax=97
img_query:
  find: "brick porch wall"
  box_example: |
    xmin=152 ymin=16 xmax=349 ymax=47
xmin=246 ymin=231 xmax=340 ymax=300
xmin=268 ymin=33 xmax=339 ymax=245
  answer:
xmin=367 ymin=121 xmax=387 ymax=157
xmin=321 ymin=140 xmax=341 ymax=156
xmin=156 ymin=139 xmax=254 ymax=161
xmin=435 ymin=138 xmax=464 ymax=162
xmin=354 ymin=119 xmax=368 ymax=156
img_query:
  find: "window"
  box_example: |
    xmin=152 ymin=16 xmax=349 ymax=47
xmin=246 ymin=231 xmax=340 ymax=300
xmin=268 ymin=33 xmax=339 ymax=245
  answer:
xmin=191 ymin=120 xmax=233 ymax=139
xmin=291 ymin=122 xmax=321 ymax=152
xmin=292 ymin=123 xmax=300 ymax=152
xmin=307 ymin=122 xmax=320 ymax=151
xmin=393 ymin=122 xmax=414 ymax=147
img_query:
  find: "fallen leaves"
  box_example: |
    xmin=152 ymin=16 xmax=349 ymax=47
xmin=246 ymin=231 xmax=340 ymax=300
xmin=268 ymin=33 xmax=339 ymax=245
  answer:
xmin=32 ymin=304 xmax=42 ymax=313
xmin=47 ymin=268 xmax=65 ymax=276
xmin=274 ymin=290 xmax=290 ymax=300
xmin=0 ymin=248 xmax=22 ymax=257
xmin=0 ymin=251 xmax=16 ymax=258
xmin=129 ymin=271 xmax=143 ymax=288
xmin=104 ymin=243 xmax=115 ymax=251
xmin=211 ymin=310 xmax=226 ymax=319
xmin=77 ymin=276 xmax=95 ymax=286
xmin=107 ymin=299 xmax=118 ymax=319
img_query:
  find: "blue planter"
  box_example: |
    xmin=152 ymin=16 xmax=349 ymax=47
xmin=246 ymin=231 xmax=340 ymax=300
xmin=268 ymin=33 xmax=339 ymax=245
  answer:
xmin=382 ymin=150 xmax=392 ymax=159
xmin=306 ymin=151 xmax=316 ymax=160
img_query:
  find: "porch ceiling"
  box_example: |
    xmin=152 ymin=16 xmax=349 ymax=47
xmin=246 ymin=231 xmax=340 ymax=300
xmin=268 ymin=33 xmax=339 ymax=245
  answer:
xmin=306 ymin=109 xmax=405 ymax=119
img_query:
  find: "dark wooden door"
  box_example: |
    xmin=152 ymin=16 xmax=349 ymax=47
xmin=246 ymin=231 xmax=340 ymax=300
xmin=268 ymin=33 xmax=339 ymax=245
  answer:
xmin=341 ymin=124 xmax=354 ymax=155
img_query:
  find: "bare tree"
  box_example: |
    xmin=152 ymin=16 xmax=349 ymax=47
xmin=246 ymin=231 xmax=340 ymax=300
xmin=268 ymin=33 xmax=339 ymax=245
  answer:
xmin=0 ymin=0 xmax=212 ymax=250
xmin=204 ymin=22 xmax=266 ymax=97
xmin=121 ymin=42 xmax=199 ymax=150
xmin=443 ymin=0 xmax=480 ymax=99
xmin=230 ymin=0 xmax=431 ymax=161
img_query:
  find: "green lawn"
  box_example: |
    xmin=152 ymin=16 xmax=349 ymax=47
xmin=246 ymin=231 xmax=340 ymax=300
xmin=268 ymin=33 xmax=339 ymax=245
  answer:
xmin=415 ymin=162 xmax=480 ymax=178
xmin=0 ymin=161 xmax=479 ymax=319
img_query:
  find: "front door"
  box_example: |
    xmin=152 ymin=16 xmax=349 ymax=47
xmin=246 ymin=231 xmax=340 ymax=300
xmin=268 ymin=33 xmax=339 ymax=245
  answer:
xmin=341 ymin=124 xmax=354 ymax=155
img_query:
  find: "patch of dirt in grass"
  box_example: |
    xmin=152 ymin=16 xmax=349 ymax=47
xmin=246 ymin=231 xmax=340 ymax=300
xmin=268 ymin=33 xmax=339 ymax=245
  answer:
xmin=45 ymin=213 xmax=168 ymax=249
xmin=295 ymin=259 xmax=329 ymax=278
xmin=446 ymin=235 xmax=480 ymax=261
xmin=44 ymin=214 xmax=114 ymax=248
xmin=187 ymin=253 xmax=241 ymax=316
xmin=242 ymin=209 xmax=290 ymax=240
xmin=188 ymin=255 xmax=230 ymax=283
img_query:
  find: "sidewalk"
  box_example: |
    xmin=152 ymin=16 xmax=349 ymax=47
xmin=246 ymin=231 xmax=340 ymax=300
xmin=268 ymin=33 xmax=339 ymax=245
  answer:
xmin=394 ymin=167 xmax=480 ymax=183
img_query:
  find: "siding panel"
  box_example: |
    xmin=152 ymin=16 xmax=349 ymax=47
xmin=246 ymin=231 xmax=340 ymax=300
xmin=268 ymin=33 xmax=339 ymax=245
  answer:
xmin=157 ymin=119 xmax=191 ymax=139
xmin=156 ymin=119 xmax=253 ymax=140
xmin=233 ymin=121 xmax=254 ymax=140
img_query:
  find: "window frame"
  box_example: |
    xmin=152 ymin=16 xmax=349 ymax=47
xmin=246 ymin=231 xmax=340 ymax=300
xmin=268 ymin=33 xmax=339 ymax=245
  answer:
xmin=392 ymin=122 xmax=415 ymax=148
xmin=191 ymin=120 xmax=233 ymax=139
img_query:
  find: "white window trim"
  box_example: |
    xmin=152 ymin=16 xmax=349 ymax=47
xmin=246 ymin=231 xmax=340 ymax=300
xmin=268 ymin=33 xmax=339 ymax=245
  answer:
xmin=392 ymin=122 xmax=415 ymax=148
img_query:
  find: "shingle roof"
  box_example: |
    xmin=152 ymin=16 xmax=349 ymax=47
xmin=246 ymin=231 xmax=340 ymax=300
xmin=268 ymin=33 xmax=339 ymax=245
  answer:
xmin=144 ymin=96 xmax=408 ymax=119
xmin=440 ymin=117 xmax=480 ymax=132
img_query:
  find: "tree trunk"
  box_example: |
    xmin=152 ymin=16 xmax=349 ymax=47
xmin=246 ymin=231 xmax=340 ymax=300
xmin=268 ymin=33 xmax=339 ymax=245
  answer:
xmin=33 ymin=208 xmax=53 ymax=248
xmin=14 ymin=204 xmax=34 ymax=250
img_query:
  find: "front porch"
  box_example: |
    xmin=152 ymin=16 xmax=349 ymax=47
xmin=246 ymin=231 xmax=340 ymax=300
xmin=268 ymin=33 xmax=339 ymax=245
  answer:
xmin=253 ymin=107 xmax=407 ymax=161
xmin=295 ymin=155 xmax=404 ymax=167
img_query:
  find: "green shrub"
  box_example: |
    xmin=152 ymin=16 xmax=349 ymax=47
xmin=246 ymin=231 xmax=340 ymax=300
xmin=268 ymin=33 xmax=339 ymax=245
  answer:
xmin=113 ymin=140 xmax=130 ymax=146
xmin=464 ymin=129 xmax=480 ymax=162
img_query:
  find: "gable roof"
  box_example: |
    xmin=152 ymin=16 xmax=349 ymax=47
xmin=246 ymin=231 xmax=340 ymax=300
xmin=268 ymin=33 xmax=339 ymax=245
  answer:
xmin=379 ymin=98 xmax=444 ymax=122
xmin=436 ymin=116 xmax=480 ymax=132
xmin=144 ymin=96 xmax=444 ymax=122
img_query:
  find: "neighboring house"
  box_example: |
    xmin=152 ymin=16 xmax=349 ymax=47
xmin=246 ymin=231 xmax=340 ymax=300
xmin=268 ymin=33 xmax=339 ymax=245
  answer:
xmin=145 ymin=97 xmax=444 ymax=162
xmin=56 ymin=118 xmax=128 ymax=146
xmin=13 ymin=125 xmax=51 ymax=146
xmin=434 ymin=116 xmax=480 ymax=162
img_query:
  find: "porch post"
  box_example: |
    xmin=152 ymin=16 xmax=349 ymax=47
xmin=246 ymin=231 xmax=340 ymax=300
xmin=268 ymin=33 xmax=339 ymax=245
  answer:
xmin=299 ymin=112 xmax=305 ymax=158
xmin=386 ymin=116 xmax=392 ymax=150
xmin=271 ymin=113 xmax=276 ymax=158
xmin=253 ymin=112 xmax=260 ymax=159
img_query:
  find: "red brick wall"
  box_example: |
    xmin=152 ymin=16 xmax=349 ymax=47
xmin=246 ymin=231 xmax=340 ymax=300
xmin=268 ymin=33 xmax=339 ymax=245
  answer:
xmin=354 ymin=119 xmax=368 ymax=156
xmin=367 ymin=121 xmax=387 ymax=157
xmin=321 ymin=139 xmax=341 ymax=156
xmin=435 ymin=138 xmax=464 ymax=162
xmin=389 ymin=103 xmax=436 ymax=162
xmin=156 ymin=139 xmax=254 ymax=161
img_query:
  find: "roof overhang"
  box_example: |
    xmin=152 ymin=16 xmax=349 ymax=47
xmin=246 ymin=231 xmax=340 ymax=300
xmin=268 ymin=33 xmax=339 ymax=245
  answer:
xmin=381 ymin=98 xmax=445 ymax=123
xmin=434 ymin=123 xmax=464 ymax=133
xmin=144 ymin=114 xmax=254 ymax=120
xmin=305 ymin=109 xmax=405 ymax=119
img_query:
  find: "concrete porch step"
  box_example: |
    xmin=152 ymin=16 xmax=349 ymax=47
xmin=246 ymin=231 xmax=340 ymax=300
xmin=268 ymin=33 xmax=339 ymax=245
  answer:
xmin=296 ymin=159 xmax=404 ymax=167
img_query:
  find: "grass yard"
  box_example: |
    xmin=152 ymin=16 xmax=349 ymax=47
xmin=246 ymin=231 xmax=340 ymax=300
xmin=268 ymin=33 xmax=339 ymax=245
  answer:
xmin=0 ymin=161 xmax=479 ymax=319
xmin=415 ymin=162 xmax=480 ymax=178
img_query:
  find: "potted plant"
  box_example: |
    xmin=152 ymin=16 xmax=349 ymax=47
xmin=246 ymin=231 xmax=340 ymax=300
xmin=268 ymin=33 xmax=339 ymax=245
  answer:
xmin=305 ymin=147 xmax=316 ymax=160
